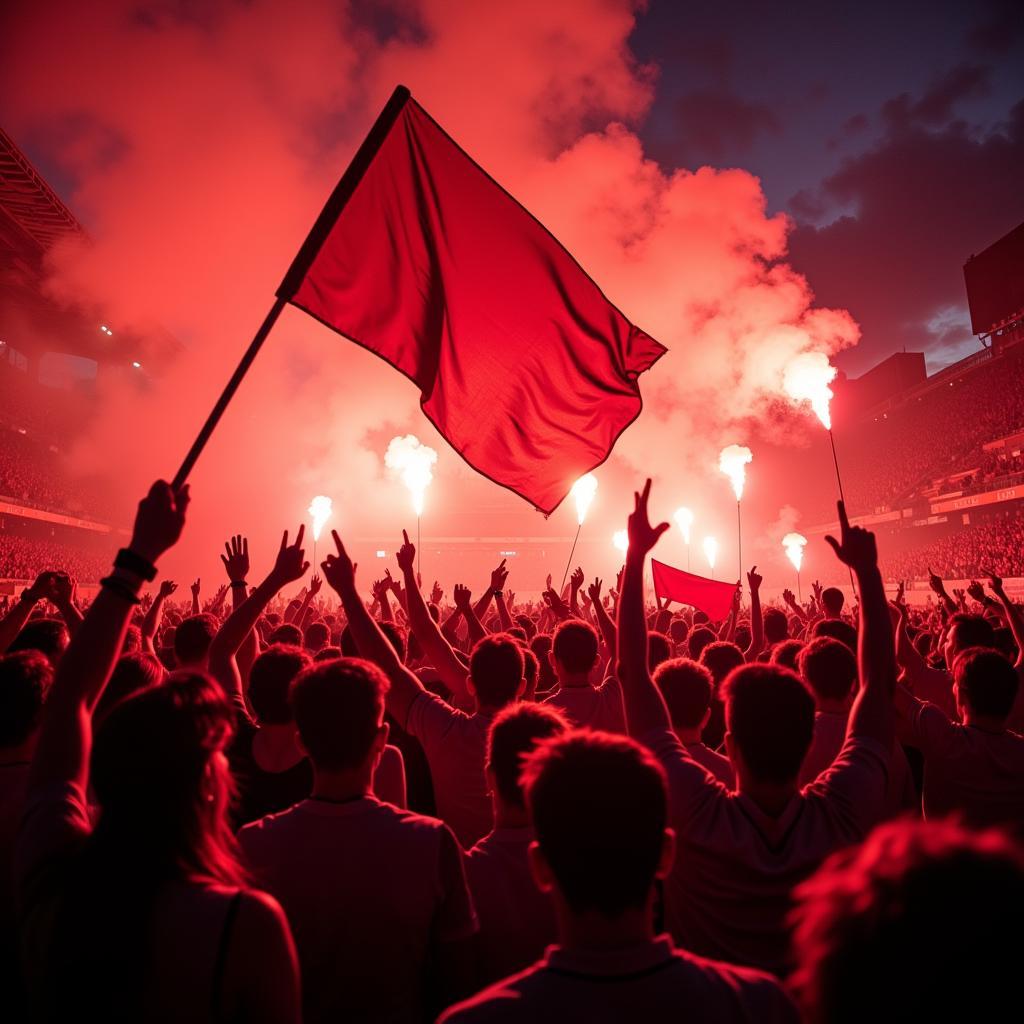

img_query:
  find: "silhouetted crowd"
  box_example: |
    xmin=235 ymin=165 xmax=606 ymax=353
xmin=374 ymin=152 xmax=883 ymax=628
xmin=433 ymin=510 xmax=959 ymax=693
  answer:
xmin=1 ymin=475 xmax=1021 ymax=1023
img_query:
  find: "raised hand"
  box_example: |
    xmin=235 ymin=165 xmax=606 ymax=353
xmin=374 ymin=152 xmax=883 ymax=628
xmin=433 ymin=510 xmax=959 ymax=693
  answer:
xmin=782 ymin=587 xmax=796 ymax=605
xmin=987 ymin=571 xmax=1005 ymax=596
xmin=431 ymin=581 xmax=443 ymax=605
xmin=895 ymin=579 xmax=906 ymax=606
xmin=309 ymin=573 xmax=323 ymax=597
xmin=570 ymin=566 xmax=584 ymax=592
xmin=220 ymin=534 xmax=249 ymax=583
xmin=269 ymin=526 xmax=309 ymax=586
xmin=396 ymin=530 xmax=416 ymax=574
xmin=747 ymin=565 xmax=762 ymax=593
xmin=158 ymin=579 xmax=178 ymax=599
xmin=130 ymin=480 xmax=190 ymax=564
xmin=587 ymin=577 xmax=603 ymax=605
xmin=321 ymin=529 xmax=357 ymax=592
xmin=453 ymin=583 xmax=472 ymax=609
xmin=627 ymin=479 xmax=669 ymax=555
xmin=812 ymin=579 xmax=823 ymax=604
xmin=926 ymin=567 xmax=947 ymax=596
xmin=490 ymin=558 xmax=509 ymax=591
xmin=824 ymin=501 xmax=878 ymax=574
xmin=967 ymin=579 xmax=985 ymax=603
xmin=191 ymin=579 xmax=201 ymax=599
xmin=50 ymin=572 xmax=76 ymax=606
xmin=372 ymin=577 xmax=390 ymax=601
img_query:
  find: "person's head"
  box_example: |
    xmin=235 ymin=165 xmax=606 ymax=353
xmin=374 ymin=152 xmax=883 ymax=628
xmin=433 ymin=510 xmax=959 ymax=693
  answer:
xmin=314 ymin=646 xmax=342 ymax=662
xmin=94 ymin=652 xmax=165 ymax=724
xmin=90 ymin=671 xmax=243 ymax=883
xmin=687 ymin=626 xmax=717 ymax=660
xmin=763 ymin=608 xmax=789 ymax=644
xmin=515 ymin=614 xmax=538 ymax=641
xmin=486 ymin=702 xmax=568 ymax=817
xmin=771 ymin=639 xmax=805 ymax=671
xmin=647 ymin=631 xmax=673 ymax=672
xmin=521 ymin=647 xmax=539 ymax=700
xmin=790 ymin=820 xmax=1024 ymax=1024
xmin=0 ymin=650 xmax=52 ymax=749
xmin=248 ymin=644 xmax=312 ymax=725
xmin=723 ymin=664 xmax=815 ymax=787
xmin=699 ymin=641 xmax=744 ymax=685
xmin=733 ymin=623 xmax=751 ymax=652
xmin=469 ymin=633 xmax=524 ymax=710
xmin=943 ymin=613 xmax=996 ymax=667
xmin=952 ymin=647 xmax=1018 ymax=723
xmin=303 ymin=620 xmax=330 ymax=654
xmin=173 ymin=614 xmax=218 ymax=667
xmin=9 ymin=617 xmax=69 ymax=666
xmin=268 ymin=623 xmax=303 ymax=647
xmin=668 ymin=618 xmax=689 ymax=645
xmin=523 ymin=731 xmax=673 ymax=921
xmin=820 ymin=587 xmax=844 ymax=618
xmin=551 ymin=619 xmax=599 ymax=680
xmin=799 ymin=637 xmax=857 ymax=709
xmin=530 ymin=634 xmax=557 ymax=692
xmin=654 ymin=658 xmax=714 ymax=734
xmin=811 ymin=617 xmax=857 ymax=653
xmin=121 ymin=624 xmax=142 ymax=654
xmin=289 ymin=658 xmax=389 ymax=775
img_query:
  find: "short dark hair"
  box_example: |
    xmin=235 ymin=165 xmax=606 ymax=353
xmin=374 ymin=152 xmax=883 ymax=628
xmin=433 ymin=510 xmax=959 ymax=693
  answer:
xmin=771 ymin=639 xmax=805 ymax=671
xmin=249 ymin=644 xmax=312 ymax=724
xmin=290 ymin=658 xmax=388 ymax=772
xmin=763 ymin=608 xmax=789 ymax=644
xmin=821 ymin=587 xmax=844 ymax=617
xmin=314 ymin=646 xmax=342 ymax=662
xmin=174 ymin=614 xmax=218 ymax=664
xmin=954 ymin=647 xmax=1018 ymax=720
xmin=269 ymin=623 xmax=303 ymax=647
xmin=9 ymin=618 xmax=69 ymax=665
xmin=470 ymin=634 xmax=524 ymax=708
xmin=95 ymin=652 xmax=164 ymax=723
xmin=724 ymin=664 xmax=815 ymax=783
xmin=648 ymin=631 xmax=673 ymax=671
xmin=0 ymin=650 xmax=52 ymax=747
xmin=654 ymin=658 xmax=713 ymax=730
xmin=812 ymin=618 xmax=857 ymax=652
xmin=687 ymin=626 xmax=717 ymax=660
xmin=304 ymin=621 xmax=330 ymax=652
xmin=699 ymin=641 xmax=744 ymax=685
xmin=790 ymin=821 xmax=1024 ymax=1024
xmin=799 ymin=637 xmax=857 ymax=704
xmin=487 ymin=702 xmax=568 ymax=809
xmin=948 ymin=614 xmax=996 ymax=653
xmin=668 ymin=618 xmax=689 ymax=644
xmin=524 ymin=731 xmax=668 ymax=917
xmin=552 ymin=620 xmax=599 ymax=674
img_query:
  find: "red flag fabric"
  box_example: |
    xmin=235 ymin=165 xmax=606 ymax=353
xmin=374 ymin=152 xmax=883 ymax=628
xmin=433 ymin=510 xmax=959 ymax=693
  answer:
xmin=279 ymin=87 xmax=665 ymax=514
xmin=652 ymin=559 xmax=738 ymax=621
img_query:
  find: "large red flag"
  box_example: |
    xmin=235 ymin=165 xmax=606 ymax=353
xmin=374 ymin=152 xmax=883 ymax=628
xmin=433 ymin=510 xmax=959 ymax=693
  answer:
xmin=278 ymin=86 xmax=665 ymax=514
xmin=652 ymin=559 xmax=738 ymax=621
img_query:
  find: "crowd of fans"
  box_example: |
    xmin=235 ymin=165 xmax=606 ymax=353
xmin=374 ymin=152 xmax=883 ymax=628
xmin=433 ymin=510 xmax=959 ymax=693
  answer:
xmin=0 ymin=533 xmax=111 ymax=583
xmin=1 ymin=475 xmax=1021 ymax=1022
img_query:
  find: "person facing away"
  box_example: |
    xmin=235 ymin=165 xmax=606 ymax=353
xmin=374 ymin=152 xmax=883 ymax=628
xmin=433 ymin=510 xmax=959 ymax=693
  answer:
xmin=466 ymin=702 xmax=567 ymax=985
xmin=16 ymin=480 xmax=300 ymax=1023
xmin=614 ymin=482 xmax=896 ymax=975
xmin=441 ymin=730 xmax=797 ymax=1024
xmin=541 ymin=619 xmax=625 ymax=733
xmin=653 ymin=657 xmax=734 ymax=788
xmin=238 ymin=658 xmax=479 ymax=1024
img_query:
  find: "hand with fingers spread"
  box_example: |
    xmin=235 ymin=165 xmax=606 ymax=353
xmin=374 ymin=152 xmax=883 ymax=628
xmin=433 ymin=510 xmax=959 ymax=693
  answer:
xmin=490 ymin=558 xmax=509 ymax=592
xmin=570 ymin=567 xmax=584 ymax=593
xmin=431 ymin=581 xmax=443 ymax=605
xmin=967 ymin=579 xmax=985 ymax=604
xmin=627 ymin=479 xmax=669 ymax=555
xmin=308 ymin=573 xmax=323 ymax=597
xmin=269 ymin=526 xmax=309 ymax=587
xmin=453 ymin=583 xmax=472 ymax=610
xmin=987 ymin=571 xmax=1005 ymax=596
xmin=587 ymin=577 xmax=603 ymax=606
xmin=372 ymin=577 xmax=390 ymax=601
xmin=824 ymin=501 xmax=878 ymax=575
xmin=396 ymin=530 xmax=416 ymax=575
xmin=220 ymin=534 xmax=250 ymax=583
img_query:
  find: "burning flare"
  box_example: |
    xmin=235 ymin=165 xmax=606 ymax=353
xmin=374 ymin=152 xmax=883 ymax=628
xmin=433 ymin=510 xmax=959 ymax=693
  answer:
xmin=571 ymin=473 xmax=599 ymax=526
xmin=307 ymin=495 xmax=333 ymax=542
xmin=385 ymin=435 xmax=438 ymax=516
xmin=612 ymin=529 xmax=629 ymax=553
xmin=784 ymin=351 xmax=837 ymax=430
xmin=783 ymin=532 xmax=807 ymax=572
xmin=703 ymin=536 xmax=718 ymax=570
xmin=719 ymin=445 xmax=753 ymax=500
xmin=674 ymin=506 xmax=694 ymax=545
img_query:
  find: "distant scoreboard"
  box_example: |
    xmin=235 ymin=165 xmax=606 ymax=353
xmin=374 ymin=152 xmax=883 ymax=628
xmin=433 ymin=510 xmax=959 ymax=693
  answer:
xmin=964 ymin=220 xmax=1024 ymax=335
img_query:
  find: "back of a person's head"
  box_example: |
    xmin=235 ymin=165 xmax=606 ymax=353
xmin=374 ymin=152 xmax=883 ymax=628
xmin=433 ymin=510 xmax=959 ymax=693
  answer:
xmin=552 ymin=619 xmax=599 ymax=675
xmin=687 ymin=625 xmax=717 ymax=660
xmin=268 ymin=622 xmax=303 ymax=647
xmin=771 ymin=638 xmax=805 ymax=671
xmin=953 ymin=646 xmax=1018 ymax=720
xmin=799 ymin=637 xmax=857 ymax=704
xmin=521 ymin=647 xmax=539 ymax=694
xmin=763 ymin=607 xmax=789 ymax=644
xmin=790 ymin=820 xmax=1024 ymax=1024
xmin=487 ymin=702 xmax=568 ymax=809
xmin=9 ymin=617 xmax=69 ymax=666
xmin=173 ymin=614 xmax=218 ymax=665
xmin=811 ymin=617 xmax=857 ymax=652
xmin=948 ymin=613 xmax=996 ymax=654
xmin=654 ymin=657 xmax=713 ymax=731
xmin=647 ymin=631 xmax=673 ymax=671
xmin=314 ymin=646 xmax=342 ymax=662
xmin=379 ymin=620 xmax=408 ymax=663
xmin=723 ymin=664 xmax=815 ymax=784
xmin=821 ymin=587 xmax=844 ymax=617
xmin=699 ymin=640 xmax=744 ymax=685
xmin=733 ymin=623 xmax=752 ymax=651
xmin=303 ymin=620 xmax=330 ymax=653
xmin=470 ymin=633 xmax=524 ymax=708
xmin=289 ymin=657 xmax=388 ymax=772
xmin=692 ymin=610 xmax=709 ymax=626
xmin=523 ymin=730 xmax=668 ymax=918
xmin=530 ymin=633 xmax=557 ymax=691
xmin=668 ymin=618 xmax=689 ymax=644
xmin=94 ymin=652 xmax=165 ymax=724
xmin=249 ymin=644 xmax=312 ymax=725
xmin=0 ymin=650 xmax=52 ymax=748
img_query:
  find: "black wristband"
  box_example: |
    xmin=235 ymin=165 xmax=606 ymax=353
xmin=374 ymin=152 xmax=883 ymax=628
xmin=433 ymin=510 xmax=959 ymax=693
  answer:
xmin=230 ymin=581 xmax=248 ymax=589
xmin=115 ymin=548 xmax=157 ymax=582
xmin=100 ymin=575 xmax=142 ymax=605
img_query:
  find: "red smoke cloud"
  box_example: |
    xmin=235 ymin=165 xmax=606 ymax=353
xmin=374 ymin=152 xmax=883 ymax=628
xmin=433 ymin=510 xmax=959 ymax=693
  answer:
xmin=0 ymin=0 xmax=857 ymax=586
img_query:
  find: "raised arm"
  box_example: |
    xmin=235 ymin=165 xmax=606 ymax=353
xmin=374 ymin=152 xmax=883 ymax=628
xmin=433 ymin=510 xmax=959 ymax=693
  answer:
xmin=988 ymin=573 xmax=1024 ymax=671
xmin=397 ymin=530 xmax=472 ymax=703
xmin=29 ymin=481 xmax=189 ymax=794
xmin=0 ymin=573 xmax=53 ymax=653
xmin=825 ymin=501 xmax=895 ymax=748
xmin=141 ymin=578 xmax=177 ymax=655
xmin=322 ymin=530 xmax=427 ymax=724
xmin=927 ymin=568 xmax=957 ymax=617
xmin=588 ymin=577 xmax=617 ymax=663
xmin=48 ymin=573 xmax=84 ymax=635
xmin=745 ymin=566 xmax=764 ymax=661
xmin=190 ymin=577 xmax=201 ymax=616
xmin=783 ymin=587 xmax=809 ymax=623
xmin=454 ymin=584 xmax=488 ymax=646
xmin=222 ymin=534 xmax=259 ymax=683
xmin=616 ymin=479 xmax=672 ymax=737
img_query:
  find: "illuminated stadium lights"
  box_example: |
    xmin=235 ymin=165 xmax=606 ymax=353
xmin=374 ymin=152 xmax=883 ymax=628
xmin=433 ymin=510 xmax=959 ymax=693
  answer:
xmin=131 ymin=361 xmax=141 ymax=369
xmin=376 ymin=550 xmax=386 ymax=558
xmin=99 ymin=324 xmax=113 ymax=335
